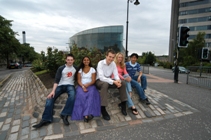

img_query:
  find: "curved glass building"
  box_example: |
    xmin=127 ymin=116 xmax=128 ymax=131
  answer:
xmin=69 ymin=25 xmax=124 ymax=53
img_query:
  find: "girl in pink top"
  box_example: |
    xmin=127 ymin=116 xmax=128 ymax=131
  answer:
xmin=114 ymin=53 xmax=138 ymax=115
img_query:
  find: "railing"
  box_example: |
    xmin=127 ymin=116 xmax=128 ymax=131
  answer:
xmin=141 ymin=64 xmax=150 ymax=74
xmin=186 ymin=66 xmax=211 ymax=89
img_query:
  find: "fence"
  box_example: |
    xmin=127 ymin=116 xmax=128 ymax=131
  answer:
xmin=186 ymin=66 xmax=211 ymax=89
xmin=141 ymin=64 xmax=150 ymax=74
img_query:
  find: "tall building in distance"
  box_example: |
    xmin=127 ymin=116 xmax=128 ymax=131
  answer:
xmin=169 ymin=0 xmax=211 ymax=62
xmin=69 ymin=25 xmax=124 ymax=54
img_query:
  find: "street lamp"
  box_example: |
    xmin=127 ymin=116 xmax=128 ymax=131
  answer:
xmin=125 ymin=0 xmax=140 ymax=59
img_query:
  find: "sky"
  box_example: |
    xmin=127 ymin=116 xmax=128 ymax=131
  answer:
xmin=0 ymin=0 xmax=172 ymax=56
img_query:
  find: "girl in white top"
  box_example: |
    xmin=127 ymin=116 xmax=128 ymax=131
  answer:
xmin=71 ymin=56 xmax=101 ymax=122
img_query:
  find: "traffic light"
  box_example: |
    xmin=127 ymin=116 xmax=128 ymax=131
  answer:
xmin=202 ymin=48 xmax=209 ymax=60
xmin=178 ymin=25 xmax=190 ymax=47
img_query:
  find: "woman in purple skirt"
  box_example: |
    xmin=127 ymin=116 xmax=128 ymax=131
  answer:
xmin=71 ymin=56 xmax=101 ymax=122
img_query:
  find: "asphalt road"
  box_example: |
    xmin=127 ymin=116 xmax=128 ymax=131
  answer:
xmin=59 ymin=66 xmax=211 ymax=140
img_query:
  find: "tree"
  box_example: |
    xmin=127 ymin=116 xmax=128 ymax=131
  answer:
xmin=179 ymin=32 xmax=206 ymax=66
xmin=139 ymin=52 xmax=156 ymax=65
xmin=17 ymin=43 xmax=39 ymax=64
xmin=0 ymin=15 xmax=21 ymax=66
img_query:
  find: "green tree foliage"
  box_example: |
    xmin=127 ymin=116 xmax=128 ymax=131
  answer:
xmin=0 ymin=16 xmax=38 ymax=67
xmin=17 ymin=43 xmax=39 ymax=64
xmin=138 ymin=51 xmax=156 ymax=65
xmin=45 ymin=47 xmax=65 ymax=77
xmin=32 ymin=51 xmax=46 ymax=72
xmin=179 ymin=32 xmax=206 ymax=66
xmin=70 ymin=44 xmax=104 ymax=67
xmin=0 ymin=15 xmax=21 ymax=65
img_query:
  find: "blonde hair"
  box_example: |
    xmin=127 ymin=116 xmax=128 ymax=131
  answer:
xmin=114 ymin=52 xmax=125 ymax=69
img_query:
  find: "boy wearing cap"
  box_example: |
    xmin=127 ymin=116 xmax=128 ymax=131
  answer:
xmin=126 ymin=53 xmax=150 ymax=105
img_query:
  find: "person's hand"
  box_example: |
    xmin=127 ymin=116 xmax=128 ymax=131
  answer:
xmin=137 ymin=76 xmax=141 ymax=83
xmin=47 ymin=91 xmax=55 ymax=99
xmin=124 ymin=76 xmax=131 ymax=82
xmin=82 ymin=85 xmax=88 ymax=92
xmin=83 ymin=87 xmax=88 ymax=92
xmin=114 ymin=80 xmax=121 ymax=88
xmin=83 ymin=84 xmax=89 ymax=88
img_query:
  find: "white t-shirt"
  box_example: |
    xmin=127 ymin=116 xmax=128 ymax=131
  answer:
xmin=79 ymin=67 xmax=96 ymax=84
xmin=58 ymin=65 xmax=76 ymax=86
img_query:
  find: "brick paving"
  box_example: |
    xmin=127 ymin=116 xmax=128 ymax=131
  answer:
xmin=0 ymin=70 xmax=198 ymax=140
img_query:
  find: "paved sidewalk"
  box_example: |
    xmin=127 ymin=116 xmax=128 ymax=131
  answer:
xmin=0 ymin=70 xmax=199 ymax=140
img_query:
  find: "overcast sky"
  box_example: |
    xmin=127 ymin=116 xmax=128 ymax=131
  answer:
xmin=0 ymin=0 xmax=171 ymax=56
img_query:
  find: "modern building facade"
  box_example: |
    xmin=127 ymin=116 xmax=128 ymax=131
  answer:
xmin=169 ymin=0 xmax=211 ymax=62
xmin=69 ymin=25 xmax=124 ymax=54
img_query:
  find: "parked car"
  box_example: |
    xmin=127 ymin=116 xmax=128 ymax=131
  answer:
xmin=172 ymin=66 xmax=190 ymax=74
xmin=8 ymin=62 xmax=22 ymax=69
xmin=24 ymin=63 xmax=32 ymax=67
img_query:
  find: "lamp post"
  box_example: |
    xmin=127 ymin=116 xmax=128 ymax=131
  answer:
xmin=125 ymin=0 xmax=140 ymax=59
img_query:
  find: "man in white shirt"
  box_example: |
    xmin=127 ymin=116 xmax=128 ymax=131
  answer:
xmin=96 ymin=49 xmax=128 ymax=120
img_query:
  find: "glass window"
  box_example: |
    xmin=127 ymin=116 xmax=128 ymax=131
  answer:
xmin=179 ymin=19 xmax=186 ymax=24
xmin=198 ymin=17 xmax=206 ymax=22
xmin=98 ymin=27 xmax=104 ymax=33
xmin=189 ymin=27 xmax=195 ymax=31
xmin=206 ymin=34 xmax=211 ymax=38
xmin=180 ymin=7 xmax=211 ymax=16
xmin=70 ymin=26 xmax=124 ymax=53
xmin=104 ymin=27 xmax=111 ymax=33
xmin=189 ymin=35 xmax=195 ymax=39
xmin=180 ymin=0 xmax=210 ymax=7
xmin=189 ymin=18 xmax=197 ymax=23
xmin=92 ymin=28 xmax=98 ymax=34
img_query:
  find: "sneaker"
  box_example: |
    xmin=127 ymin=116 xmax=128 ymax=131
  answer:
xmin=145 ymin=98 xmax=151 ymax=105
xmin=139 ymin=98 xmax=151 ymax=105
xmin=32 ymin=120 xmax=51 ymax=129
xmin=101 ymin=107 xmax=110 ymax=121
xmin=60 ymin=115 xmax=69 ymax=125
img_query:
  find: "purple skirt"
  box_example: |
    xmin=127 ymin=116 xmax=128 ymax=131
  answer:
xmin=71 ymin=85 xmax=101 ymax=120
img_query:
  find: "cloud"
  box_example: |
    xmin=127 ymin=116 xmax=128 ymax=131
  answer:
xmin=0 ymin=0 xmax=171 ymax=56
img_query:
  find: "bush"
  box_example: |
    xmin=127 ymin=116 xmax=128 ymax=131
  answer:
xmin=32 ymin=59 xmax=45 ymax=71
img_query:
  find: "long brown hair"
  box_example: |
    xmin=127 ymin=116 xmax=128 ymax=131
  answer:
xmin=114 ymin=52 xmax=125 ymax=69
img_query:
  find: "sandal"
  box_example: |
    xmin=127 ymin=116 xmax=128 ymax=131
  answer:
xmin=84 ymin=116 xmax=89 ymax=123
xmin=88 ymin=115 xmax=94 ymax=121
xmin=131 ymin=107 xmax=138 ymax=115
xmin=84 ymin=115 xmax=94 ymax=123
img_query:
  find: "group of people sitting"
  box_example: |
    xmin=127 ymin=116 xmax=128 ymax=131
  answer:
xmin=33 ymin=49 xmax=151 ymax=129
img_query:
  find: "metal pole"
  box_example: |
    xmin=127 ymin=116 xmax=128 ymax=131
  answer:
xmin=174 ymin=47 xmax=179 ymax=83
xmin=125 ymin=0 xmax=129 ymax=59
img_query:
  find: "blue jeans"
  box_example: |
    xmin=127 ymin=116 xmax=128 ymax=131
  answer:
xmin=132 ymin=75 xmax=147 ymax=90
xmin=42 ymin=85 xmax=75 ymax=122
xmin=130 ymin=76 xmax=147 ymax=100
xmin=125 ymin=81 xmax=134 ymax=108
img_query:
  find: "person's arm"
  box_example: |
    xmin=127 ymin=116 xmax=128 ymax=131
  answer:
xmin=123 ymin=66 xmax=131 ymax=82
xmin=113 ymin=64 xmax=120 ymax=81
xmin=113 ymin=64 xmax=121 ymax=88
xmin=77 ymin=72 xmax=83 ymax=87
xmin=54 ymin=65 xmax=64 ymax=83
xmin=116 ymin=65 xmax=124 ymax=80
xmin=47 ymin=83 xmax=58 ymax=98
xmin=77 ymin=70 xmax=88 ymax=92
xmin=137 ymin=64 xmax=142 ymax=82
xmin=48 ymin=66 xmax=64 ymax=98
xmin=97 ymin=61 xmax=114 ymax=85
xmin=84 ymin=73 xmax=96 ymax=87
